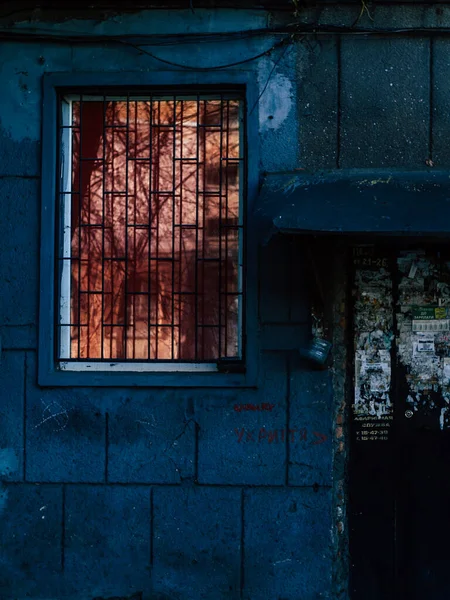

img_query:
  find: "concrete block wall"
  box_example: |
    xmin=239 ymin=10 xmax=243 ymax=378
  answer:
xmin=2 ymin=3 xmax=450 ymax=598
xmin=0 ymin=253 xmax=334 ymax=599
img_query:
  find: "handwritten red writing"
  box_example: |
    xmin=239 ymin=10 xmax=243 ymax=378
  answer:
xmin=234 ymin=428 xmax=328 ymax=445
xmin=234 ymin=403 xmax=275 ymax=413
xmin=312 ymin=431 xmax=327 ymax=445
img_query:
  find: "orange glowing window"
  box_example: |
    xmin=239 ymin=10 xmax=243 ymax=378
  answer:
xmin=57 ymin=93 xmax=244 ymax=370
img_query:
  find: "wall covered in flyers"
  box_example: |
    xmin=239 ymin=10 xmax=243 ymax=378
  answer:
xmin=397 ymin=251 xmax=450 ymax=430
xmin=353 ymin=247 xmax=450 ymax=440
xmin=353 ymin=247 xmax=394 ymax=442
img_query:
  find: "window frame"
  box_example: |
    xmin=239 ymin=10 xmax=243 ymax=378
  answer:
xmin=58 ymin=93 xmax=244 ymax=370
xmin=39 ymin=71 xmax=259 ymax=387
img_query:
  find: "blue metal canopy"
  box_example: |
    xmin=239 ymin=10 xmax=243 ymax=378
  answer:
xmin=255 ymin=170 xmax=450 ymax=240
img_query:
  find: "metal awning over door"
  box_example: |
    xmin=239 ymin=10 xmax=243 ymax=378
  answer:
xmin=255 ymin=170 xmax=450 ymax=241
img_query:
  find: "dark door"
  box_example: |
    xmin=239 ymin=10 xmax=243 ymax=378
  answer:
xmin=349 ymin=245 xmax=450 ymax=600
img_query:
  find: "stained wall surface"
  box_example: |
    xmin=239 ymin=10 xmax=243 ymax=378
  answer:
xmin=1 ymin=3 xmax=450 ymax=599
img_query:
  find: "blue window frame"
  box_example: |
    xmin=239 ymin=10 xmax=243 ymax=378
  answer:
xmin=39 ymin=71 xmax=259 ymax=387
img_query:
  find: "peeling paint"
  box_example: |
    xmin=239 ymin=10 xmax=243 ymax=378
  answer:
xmin=355 ymin=176 xmax=393 ymax=186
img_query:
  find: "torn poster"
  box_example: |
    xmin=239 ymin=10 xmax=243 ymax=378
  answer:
xmin=397 ymin=252 xmax=450 ymax=429
xmin=353 ymin=247 xmax=393 ymax=435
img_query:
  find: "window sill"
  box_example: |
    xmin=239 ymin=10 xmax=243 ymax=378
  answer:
xmin=38 ymin=362 xmax=256 ymax=387
xmin=59 ymin=361 xmax=219 ymax=373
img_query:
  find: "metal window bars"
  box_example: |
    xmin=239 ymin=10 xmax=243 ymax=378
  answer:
xmin=57 ymin=92 xmax=244 ymax=366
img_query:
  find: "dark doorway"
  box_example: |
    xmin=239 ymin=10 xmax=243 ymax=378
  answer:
xmin=349 ymin=244 xmax=450 ymax=600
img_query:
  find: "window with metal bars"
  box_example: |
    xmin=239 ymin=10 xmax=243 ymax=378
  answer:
xmin=57 ymin=92 xmax=244 ymax=371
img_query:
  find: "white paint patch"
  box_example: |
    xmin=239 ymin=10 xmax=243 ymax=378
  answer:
xmin=258 ymin=58 xmax=293 ymax=132
xmin=0 ymin=447 xmax=19 ymax=477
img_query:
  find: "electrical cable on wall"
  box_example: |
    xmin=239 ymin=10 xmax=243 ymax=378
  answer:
xmin=0 ymin=23 xmax=447 ymax=72
xmin=120 ymin=36 xmax=291 ymax=70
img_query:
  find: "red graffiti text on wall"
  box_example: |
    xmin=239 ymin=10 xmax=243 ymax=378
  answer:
xmin=233 ymin=403 xmax=275 ymax=413
xmin=234 ymin=428 xmax=328 ymax=445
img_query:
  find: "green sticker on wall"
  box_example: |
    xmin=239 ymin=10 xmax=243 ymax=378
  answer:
xmin=412 ymin=306 xmax=448 ymax=320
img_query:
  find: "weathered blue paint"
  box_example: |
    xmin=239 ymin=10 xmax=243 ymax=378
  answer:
xmin=0 ymin=353 xmax=24 ymax=482
xmin=0 ymin=484 xmax=63 ymax=596
xmin=0 ymin=178 xmax=39 ymax=327
xmin=244 ymin=487 xmax=333 ymax=599
xmin=1 ymin=3 xmax=449 ymax=599
xmin=153 ymin=486 xmax=242 ymax=598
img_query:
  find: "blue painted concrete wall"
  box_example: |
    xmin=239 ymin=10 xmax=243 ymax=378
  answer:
xmin=1 ymin=3 xmax=449 ymax=599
